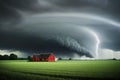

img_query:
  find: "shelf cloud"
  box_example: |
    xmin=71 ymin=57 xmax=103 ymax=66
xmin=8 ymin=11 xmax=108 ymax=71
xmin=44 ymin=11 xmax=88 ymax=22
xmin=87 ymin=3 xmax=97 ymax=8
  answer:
xmin=0 ymin=0 xmax=120 ymax=59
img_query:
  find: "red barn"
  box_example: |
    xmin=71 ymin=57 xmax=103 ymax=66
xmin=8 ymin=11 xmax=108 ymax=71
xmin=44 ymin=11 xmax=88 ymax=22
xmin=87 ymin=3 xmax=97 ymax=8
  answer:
xmin=32 ymin=53 xmax=55 ymax=62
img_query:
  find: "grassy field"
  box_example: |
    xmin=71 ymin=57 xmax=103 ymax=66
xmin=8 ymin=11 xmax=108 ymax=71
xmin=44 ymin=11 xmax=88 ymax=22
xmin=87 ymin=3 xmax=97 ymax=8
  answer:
xmin=0 ymin=60 xmax=120 ymax=80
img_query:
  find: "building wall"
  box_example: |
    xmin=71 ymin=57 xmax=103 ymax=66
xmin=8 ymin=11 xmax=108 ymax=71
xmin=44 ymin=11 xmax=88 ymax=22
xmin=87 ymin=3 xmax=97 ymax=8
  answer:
xmin=32 ymin=55 xmax=39 ymax=61
xmin=48 ymin=54 xmax=55 ymax=62
xmin=32 ymin=54 xmax=55 ymax=62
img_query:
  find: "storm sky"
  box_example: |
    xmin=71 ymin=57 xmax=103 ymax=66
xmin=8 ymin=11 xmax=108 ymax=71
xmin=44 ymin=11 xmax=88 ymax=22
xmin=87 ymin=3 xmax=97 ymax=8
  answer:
xmin=0 ymin=0 xmax=120 ymax=59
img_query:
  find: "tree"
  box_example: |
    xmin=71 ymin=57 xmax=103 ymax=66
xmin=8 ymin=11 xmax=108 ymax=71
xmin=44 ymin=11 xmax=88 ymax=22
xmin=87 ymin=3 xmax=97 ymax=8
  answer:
xmin=27 ymin=56 xmax=32 ymax=61
xmin=113 ymin=58 xmax=117 ymax=60
xmin=3 ymin=55 xmax=9 ymax=60
xmin=69 ymin=58 xmax=72 ymax=60
xmin=0 ymin=55 xmax=3 ymax=60
xmin=10 ymin=54 xmax=18 ymax=60
xmin=58 ymin=57 xmax=62 ymax=60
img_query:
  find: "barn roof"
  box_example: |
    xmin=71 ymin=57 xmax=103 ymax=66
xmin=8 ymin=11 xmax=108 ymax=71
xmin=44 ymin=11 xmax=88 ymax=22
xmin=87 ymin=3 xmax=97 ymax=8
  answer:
xmin=34 ymin=53 xmax=53 ymax=58
xmin=39 ymin=54 xmax=51 ymax=58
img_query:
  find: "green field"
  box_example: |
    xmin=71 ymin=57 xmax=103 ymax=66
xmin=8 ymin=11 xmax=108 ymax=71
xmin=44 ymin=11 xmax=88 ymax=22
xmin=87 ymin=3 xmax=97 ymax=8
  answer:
xmin=0 ymin=60 xmax=120 ymax=80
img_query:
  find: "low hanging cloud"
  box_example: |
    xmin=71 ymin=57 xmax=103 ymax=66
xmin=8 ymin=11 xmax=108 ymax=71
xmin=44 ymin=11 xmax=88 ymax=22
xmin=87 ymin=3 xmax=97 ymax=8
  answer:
xmin=98 ymin=49 xmax=120 ymax=59
xmin=73 ymin=53 xmax=92 ymax=60
xmin=0 ymin=50 xmax=27 ymax=58
xmin=51 ymin=36 xmax=93 ymax=57
xmin=72 ymin=49 xmax=120 ymax=60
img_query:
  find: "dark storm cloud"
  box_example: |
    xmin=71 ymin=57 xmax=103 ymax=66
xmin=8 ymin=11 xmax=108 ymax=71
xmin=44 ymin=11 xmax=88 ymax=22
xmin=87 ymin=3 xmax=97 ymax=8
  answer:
xmin=37 ymin=0 xmax=120 ymax=17
xmin=0 ymin=29 xmax=93 ymax=57
xmin=0 ymin=0 xmax=120 ymax=58
xmin=0 ymin=0 xmax=39 ymax=28
xmin=92 ymin=26 xmax=120 ymax=51
xmin=0 ymin=0 xmax=120 ymax=22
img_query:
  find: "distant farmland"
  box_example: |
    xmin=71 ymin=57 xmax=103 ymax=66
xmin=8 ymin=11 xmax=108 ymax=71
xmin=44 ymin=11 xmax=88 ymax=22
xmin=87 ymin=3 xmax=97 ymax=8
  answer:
xmin=0 ymin=60 xmax=120 ymax=80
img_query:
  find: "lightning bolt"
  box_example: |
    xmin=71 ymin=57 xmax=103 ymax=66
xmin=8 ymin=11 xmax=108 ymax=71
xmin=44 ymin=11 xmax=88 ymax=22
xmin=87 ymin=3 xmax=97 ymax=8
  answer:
xmin=78 ymin=27 xmax=100 ymax=59
xmin=70 ymin=25 xmax=100 ymax=59
xmin=88 ymin=30 xmax=100 ymax=59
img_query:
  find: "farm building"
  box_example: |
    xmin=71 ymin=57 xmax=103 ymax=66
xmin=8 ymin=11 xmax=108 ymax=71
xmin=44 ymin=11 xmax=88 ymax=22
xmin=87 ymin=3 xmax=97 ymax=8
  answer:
xmin=32 ymin=53 xmax=55 ymax=62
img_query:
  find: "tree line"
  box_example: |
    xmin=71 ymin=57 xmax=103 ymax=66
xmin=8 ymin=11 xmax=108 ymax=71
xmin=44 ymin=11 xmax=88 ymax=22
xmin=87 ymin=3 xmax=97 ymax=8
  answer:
xmin=0 ymin=54 xmax=18 ymax=60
